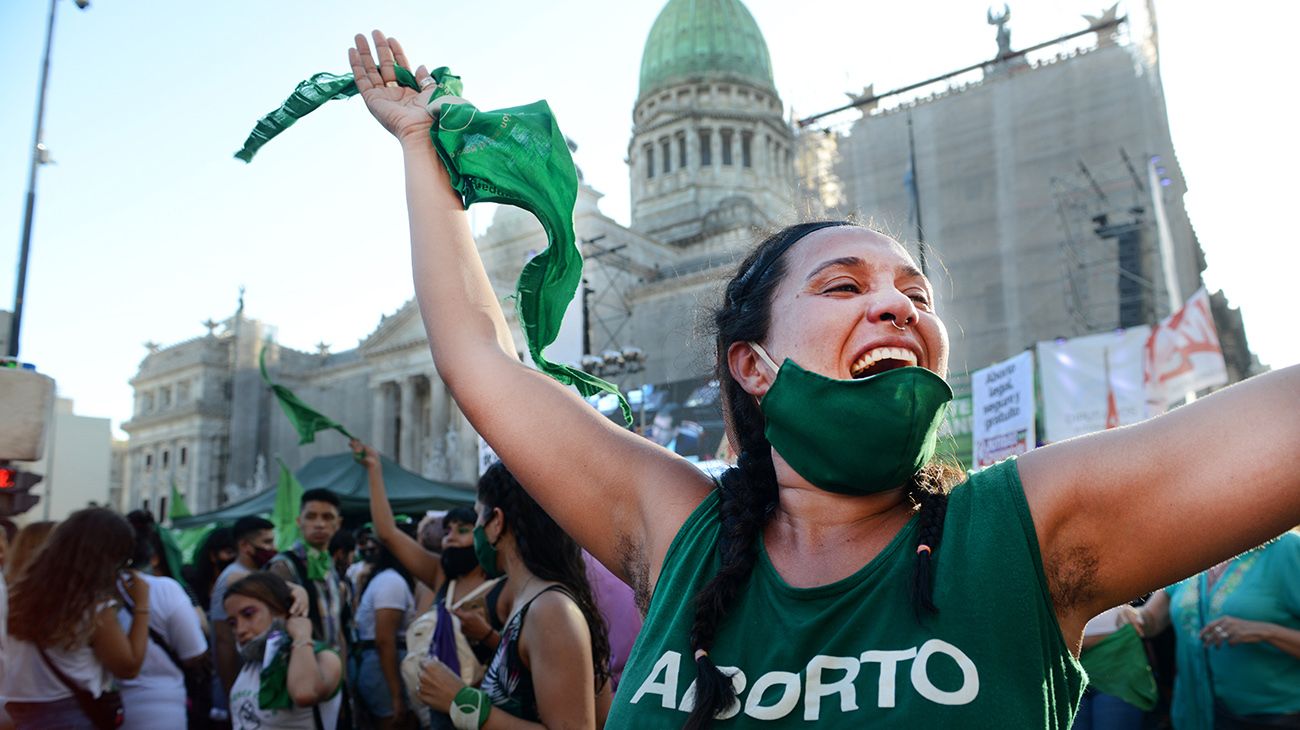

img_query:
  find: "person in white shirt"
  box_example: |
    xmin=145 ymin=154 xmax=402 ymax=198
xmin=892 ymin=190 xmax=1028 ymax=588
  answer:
xmin=116 ymin=512 xmax=209 ymax=730
xmin=2 ymin=509 xmax=151 ymax=729
xmin=351 ymin=538 xmax=415 ymax=729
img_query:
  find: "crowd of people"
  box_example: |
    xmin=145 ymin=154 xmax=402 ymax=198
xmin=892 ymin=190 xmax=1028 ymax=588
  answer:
xmin=0 ymin=444 xmax=643 ymax=730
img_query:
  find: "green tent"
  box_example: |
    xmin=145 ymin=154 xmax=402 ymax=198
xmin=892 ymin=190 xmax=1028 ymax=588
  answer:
xmin=171 ymin=452 xmax=474 ymax=529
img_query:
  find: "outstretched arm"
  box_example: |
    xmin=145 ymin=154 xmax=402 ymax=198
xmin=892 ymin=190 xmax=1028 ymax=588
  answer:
xmin=1020 ymin=365 xmax=1300 ymax=640
xmin=348 ymin=31 xmax=711 ymax=587
xmin=354 ymin=439 xmax=443 ymax=590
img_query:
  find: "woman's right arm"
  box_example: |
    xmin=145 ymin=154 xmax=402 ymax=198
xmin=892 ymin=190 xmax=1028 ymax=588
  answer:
xmin=92 ymin=574 xmax=150 ymax=679
xmin=354 ymin=439 xmax=443 ymax=589
xmin=349 ymin=32 xmax=712 ymax=584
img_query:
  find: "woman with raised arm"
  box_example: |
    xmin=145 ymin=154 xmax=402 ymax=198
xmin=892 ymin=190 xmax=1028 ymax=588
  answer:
xmin=413 ymin=462 xmax=611 ymax=729
xmin=347 ymin=30 xmax=1300 ymax=729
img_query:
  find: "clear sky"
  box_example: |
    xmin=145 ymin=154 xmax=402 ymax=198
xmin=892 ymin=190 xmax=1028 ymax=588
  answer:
xmin=2 ymin=0 xmax=1296 ymax=439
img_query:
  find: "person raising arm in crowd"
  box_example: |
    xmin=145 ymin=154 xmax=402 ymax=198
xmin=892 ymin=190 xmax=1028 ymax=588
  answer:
xmin=346 ymin=30 xmax=1300 ymax=728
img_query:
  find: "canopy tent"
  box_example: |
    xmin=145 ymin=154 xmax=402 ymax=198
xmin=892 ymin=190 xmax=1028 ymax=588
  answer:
xmin=172 ymin=452 xmax=474 ymax=529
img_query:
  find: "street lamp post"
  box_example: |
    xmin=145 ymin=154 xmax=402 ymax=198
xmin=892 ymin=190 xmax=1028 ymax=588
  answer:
xmin=8 ymin=0 xmax=89 ymax=360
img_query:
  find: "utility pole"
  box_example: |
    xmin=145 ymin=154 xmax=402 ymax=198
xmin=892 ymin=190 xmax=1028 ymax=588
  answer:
xmin=9 ymin=0 xmax=90 ymax=359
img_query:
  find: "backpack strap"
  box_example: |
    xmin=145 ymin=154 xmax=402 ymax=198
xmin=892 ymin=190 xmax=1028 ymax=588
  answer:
xmin=118 ymin=585 xmax=185 ymax=672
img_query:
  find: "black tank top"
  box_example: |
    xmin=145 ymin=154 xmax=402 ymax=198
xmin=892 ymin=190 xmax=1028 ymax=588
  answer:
xmin=480 ymin=584 xmax=575 ymax=722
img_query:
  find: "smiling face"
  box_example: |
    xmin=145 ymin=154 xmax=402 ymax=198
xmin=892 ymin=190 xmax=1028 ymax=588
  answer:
xmin=224 ymin=593 xmax=278 ymax=645
xmin=745 ymin=226 xmax=948 ymax=389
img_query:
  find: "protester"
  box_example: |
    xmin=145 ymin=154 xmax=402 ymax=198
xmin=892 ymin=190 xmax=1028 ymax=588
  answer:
xmin=267 ymin=489 xmax=348 ymax=655
xmin=350 ymin=527 xmax=416 ymax=728
xmin=415 ymin=462 xmax=611 ymax=728
xmin=3 ymin=508 xmax=150 ymax=729
xmin=185 ymin=527 xmax=236 ymax=616
xmin=4 ymin=521 xmax=56 ymax=582
xmin=224 ymin=572 xmax=343 ymax=730
xmin=354 ymin=440 xmax=510 ymax=728
xmin=1123 ymin=531 xmax=1300 ymax=729
xmin=347 ymin=30 xmax=1300 ymax=727
xmin=118 ymin=512 xmax=208 ymax=730
xmin=211 ymin=516 xmax=276 ymax=719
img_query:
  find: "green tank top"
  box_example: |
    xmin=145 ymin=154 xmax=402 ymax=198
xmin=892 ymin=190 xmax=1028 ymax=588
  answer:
xmin=607 ymin=458 xmax=1084 ymax=728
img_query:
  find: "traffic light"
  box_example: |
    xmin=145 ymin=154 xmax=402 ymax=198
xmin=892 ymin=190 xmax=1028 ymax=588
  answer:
xmin=0 ymin=464 xmax=42 ymax=517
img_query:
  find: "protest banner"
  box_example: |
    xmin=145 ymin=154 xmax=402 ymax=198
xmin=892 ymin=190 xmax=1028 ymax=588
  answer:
xmin=1038 ymin=326 xmax=1151 ymax=443
xmin=971 ymin=351 xmax=1036 ymax=468
xmin=1144 ymin=287 xmax=1229 ymax=412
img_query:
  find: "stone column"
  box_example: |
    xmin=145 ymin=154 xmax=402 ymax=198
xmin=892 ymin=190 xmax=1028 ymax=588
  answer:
xmin=371 ymin=385 xmax=389 ymax=452
xmin=399 ymin=377 xmax=417 ymax=471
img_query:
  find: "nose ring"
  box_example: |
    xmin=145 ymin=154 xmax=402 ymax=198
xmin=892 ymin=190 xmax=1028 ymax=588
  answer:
xmin=888 ymin=318 xmax=907 ymax=331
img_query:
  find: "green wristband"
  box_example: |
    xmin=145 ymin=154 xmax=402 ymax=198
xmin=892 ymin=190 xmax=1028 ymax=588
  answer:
xmin=450 ymin=685 xmax=491 ymax=730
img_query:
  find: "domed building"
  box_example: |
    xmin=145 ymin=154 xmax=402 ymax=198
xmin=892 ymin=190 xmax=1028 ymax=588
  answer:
xmin=629 ymin=0 xmax=796 ymax=244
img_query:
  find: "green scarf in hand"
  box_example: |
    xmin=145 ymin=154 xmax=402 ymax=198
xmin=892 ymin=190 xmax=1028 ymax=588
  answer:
xmin=236 ymin=66 xmax=631 ymax=425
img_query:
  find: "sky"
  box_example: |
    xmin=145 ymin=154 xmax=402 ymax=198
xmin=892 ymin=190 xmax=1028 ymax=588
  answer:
xmin=1 ymin=0 xmax=1296 ymax=439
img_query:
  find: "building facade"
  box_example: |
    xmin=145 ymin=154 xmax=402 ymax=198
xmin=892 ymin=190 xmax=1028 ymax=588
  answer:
xmin=124 ymin=0 xmax=1252 ymax=511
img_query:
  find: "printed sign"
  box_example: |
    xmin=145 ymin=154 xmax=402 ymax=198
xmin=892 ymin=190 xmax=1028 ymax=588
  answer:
xmin=971 ymin=351 xmax=1036 ymax=469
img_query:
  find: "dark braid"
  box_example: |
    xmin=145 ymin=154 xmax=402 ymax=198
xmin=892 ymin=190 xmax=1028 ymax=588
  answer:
xmin=687 ymin=221 xmax=962 ymax=727
xmin=907 ymin=461 xmax=962 ymax=618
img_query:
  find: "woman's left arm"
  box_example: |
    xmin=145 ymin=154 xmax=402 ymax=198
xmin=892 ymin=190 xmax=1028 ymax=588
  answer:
xmin=286 ymin=616 xmax=343 ymax=706
xmin=1018 ymin=365 xmax=1300 ymax=635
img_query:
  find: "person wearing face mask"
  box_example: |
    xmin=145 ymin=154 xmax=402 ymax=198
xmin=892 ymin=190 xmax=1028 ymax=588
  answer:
xmin=210 ymin=516 xmax=277 ymax=721
xmin=336 ymin=32 xmax=1300 ymax=728
xmin=353 ymin=440 xmax=509 ymax=729
xmin=223 ymin=572 xmax=343 ymax=730
xmin=415 ymin=462 xmax=612 ymax=729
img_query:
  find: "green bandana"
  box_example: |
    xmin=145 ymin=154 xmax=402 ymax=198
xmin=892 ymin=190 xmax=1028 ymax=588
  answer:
xmin=236 ymin=67 xmax=631 ymax=424
xmin=305 ymin=546 xmax=331 ymax=583
xmin=257 ymin=634 xmax=336 ymax=710
xmin=259 ymin=346 xmax=355 ymax=444
xmin=1079 ymin=624 xmax=1157 ymax=711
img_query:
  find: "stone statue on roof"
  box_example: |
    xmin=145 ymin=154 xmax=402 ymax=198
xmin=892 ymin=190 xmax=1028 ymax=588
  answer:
xmin=988 ymin=4 xmax=1013 ymax=59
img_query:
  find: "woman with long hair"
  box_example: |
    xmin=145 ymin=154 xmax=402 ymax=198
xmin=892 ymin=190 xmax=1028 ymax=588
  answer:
xmin=350 ymin=517 xmax=417 ymax=728
xmin=3 ymin=508 xmax=151 ymax=729
xmin=344 ymin=31 xmax=1300 ymax=727
xmin=415 ymin=462 xmax=611 ymax=728
xmin=223 ymin=572 xmax=343 ymax=729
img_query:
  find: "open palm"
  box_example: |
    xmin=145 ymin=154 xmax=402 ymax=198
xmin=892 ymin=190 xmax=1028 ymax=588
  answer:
xmin=349 ymin=31 xmax=438 ymax=143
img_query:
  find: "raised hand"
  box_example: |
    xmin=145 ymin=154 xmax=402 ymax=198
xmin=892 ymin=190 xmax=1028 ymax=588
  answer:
xmin=349 ymin=438 xmax=381 ymax=472
xmin=348 ymin=30 xmax=437 ymax=145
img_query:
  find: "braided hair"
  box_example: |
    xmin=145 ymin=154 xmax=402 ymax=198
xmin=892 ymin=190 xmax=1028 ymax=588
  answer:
xmin=684 ymin=222 xmax=962 ymax=729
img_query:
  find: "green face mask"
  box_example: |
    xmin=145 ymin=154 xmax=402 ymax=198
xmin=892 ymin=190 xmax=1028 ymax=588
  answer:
xmin=751 ymin=344 xmax=953 ymax=495
xmin=472 ymin=521 xmax=504 ymax=579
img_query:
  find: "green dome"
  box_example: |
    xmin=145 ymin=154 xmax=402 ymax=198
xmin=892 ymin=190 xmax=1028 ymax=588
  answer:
xmin=638 ymin=0 xmax=776 ymax=100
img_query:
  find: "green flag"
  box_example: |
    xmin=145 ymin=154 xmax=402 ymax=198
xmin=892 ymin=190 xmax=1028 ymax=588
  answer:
xmin=272 ymin=457 xmax=304 ymax=551
xmin=1079 ymin=624 xmax=1158 ymax=711
xmin=168 ymin=479 xmax=192 ymax=520
xmin=259 ymin=345 xmax=355 ymax=445
xmin=236 ymin=66 xmax=631 ymax=425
